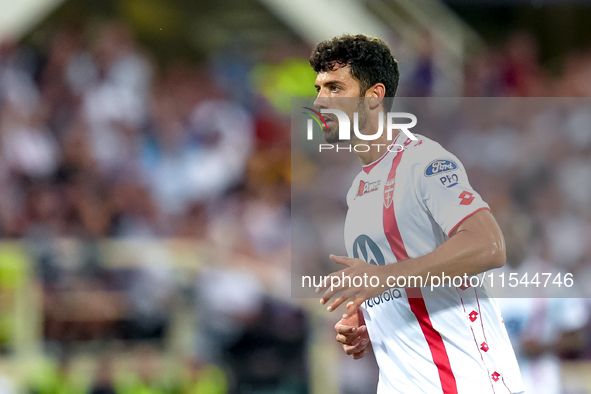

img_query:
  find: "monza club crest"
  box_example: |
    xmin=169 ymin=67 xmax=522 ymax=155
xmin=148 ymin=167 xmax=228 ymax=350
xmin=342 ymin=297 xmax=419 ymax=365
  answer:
xmin=384 ymin=178 xmax=395 ymax=208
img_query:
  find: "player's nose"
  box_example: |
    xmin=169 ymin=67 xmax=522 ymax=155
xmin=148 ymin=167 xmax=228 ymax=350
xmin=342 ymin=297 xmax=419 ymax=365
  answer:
xmin=314 ymin=94 xmax=329 ymax=110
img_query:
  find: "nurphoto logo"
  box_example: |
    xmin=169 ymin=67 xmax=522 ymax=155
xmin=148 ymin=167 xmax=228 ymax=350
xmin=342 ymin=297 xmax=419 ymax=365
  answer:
xmin=302 ymin=107 xmax=418 ymax=153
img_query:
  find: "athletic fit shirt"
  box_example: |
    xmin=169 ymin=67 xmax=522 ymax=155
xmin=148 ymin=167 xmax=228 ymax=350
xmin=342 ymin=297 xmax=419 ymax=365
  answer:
xmin=344 ymin=134 xmax=524 ymax=394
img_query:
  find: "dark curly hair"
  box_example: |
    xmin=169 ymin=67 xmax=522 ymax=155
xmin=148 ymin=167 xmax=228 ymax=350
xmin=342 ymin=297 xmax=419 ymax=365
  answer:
xmin=309 ymin=34 xmax=399 ymax=108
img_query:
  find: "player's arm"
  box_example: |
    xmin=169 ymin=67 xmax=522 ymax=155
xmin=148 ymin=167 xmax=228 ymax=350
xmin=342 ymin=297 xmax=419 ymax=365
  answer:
xmin=386 ymin=208 xmax=505 ymax=285
xmin=318 ymin=209 xmax=505 ymax=317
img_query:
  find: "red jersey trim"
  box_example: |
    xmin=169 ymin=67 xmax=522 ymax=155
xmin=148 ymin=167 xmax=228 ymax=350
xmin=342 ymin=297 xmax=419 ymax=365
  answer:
xmin=382 ymin=152 xmax=459 ymax=394
xmin=362 ymin=148 xmax=391 ymax=174
xmin=447 ymin=207 xmax=491 ymax=238
xmin=362 ymin=134 xmax=403 ymax=174
xmin=406 ymin=289 xmax=459 ymax=394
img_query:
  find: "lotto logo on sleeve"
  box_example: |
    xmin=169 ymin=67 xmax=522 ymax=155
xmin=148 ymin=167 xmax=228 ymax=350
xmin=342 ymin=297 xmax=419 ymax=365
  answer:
xmin=458 ymin=191 xmax=475 ymax=205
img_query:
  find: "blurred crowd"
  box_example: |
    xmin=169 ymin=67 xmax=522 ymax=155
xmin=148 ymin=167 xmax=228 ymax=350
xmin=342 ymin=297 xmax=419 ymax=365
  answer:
xmin=0 ymin=18 xmax=591 ymax=394
xmin=0 ymin=22 xmax=293 ymax=241
xmin=0 ymin=20 xmax=297 ymax=394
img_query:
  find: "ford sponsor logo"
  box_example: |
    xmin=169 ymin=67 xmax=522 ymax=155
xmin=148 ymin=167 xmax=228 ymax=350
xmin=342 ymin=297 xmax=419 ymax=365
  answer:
xmin=425 ymin=159 xmax=458 ymax=176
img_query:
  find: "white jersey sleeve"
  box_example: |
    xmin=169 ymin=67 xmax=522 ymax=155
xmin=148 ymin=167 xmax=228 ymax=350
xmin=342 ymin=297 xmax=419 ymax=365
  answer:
xmin=414 ymin=146 xmax=490 ymax=237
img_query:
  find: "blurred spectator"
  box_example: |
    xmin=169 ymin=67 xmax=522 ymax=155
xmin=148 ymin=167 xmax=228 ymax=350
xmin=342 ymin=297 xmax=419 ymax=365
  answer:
xmin=497 ymin=241 xmax=589 ymax=394
xmin=194 ymin=268 xmax=264 ymax=364
xmin=404 ymin=32 xmax=435 ymax=97
xmin=83 ymin=22 xmax=152 ymax=178
xmin=500 ymin=32 xmax=545 ymax=97
xmin=221 ymin=296 xmax=308 ymax=394
xmin=123 ymin=246 xmax=175 ymax=342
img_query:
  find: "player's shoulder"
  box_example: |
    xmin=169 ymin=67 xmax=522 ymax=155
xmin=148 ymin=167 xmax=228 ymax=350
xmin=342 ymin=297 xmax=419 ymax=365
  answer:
xmin=399 ymin=134 xmax=463 ymax=172
xmin=400 ymin=134 xmax=455 ymax=162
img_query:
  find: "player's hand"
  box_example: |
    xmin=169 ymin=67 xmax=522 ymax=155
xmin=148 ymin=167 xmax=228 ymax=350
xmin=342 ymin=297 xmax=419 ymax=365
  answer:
xmin=317 ymin=254 xmax=389 ymax=319
xmin=335 ymin=304 xmax=371 ymax=359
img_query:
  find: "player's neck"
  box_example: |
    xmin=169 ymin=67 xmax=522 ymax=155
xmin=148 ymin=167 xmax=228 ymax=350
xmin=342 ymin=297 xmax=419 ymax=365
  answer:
xmin=354 ymin=131 xmax=401 ymax=165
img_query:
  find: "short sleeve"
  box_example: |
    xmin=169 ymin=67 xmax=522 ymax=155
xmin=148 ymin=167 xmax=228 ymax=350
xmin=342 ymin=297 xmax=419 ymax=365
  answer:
xmin=416 ymin=156 xmax=490 ymax=237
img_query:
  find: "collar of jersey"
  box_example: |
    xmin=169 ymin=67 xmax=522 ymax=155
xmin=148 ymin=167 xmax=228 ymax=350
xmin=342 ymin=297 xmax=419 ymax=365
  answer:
xmin=361 ymin=133 xmax=402 ymax=174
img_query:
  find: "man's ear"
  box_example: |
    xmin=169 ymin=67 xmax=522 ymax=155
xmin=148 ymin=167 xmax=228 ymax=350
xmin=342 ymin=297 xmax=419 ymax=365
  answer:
xmin=365 ymin=83 xmax=385 ymax=110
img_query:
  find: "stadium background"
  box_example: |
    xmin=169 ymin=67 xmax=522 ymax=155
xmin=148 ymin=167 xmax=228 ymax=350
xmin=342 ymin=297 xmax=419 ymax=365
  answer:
xmin=1 ymin=0 xmax=591 ymax=393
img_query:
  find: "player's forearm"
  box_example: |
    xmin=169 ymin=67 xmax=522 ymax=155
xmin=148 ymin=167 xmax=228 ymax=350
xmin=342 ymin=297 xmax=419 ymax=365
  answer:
xmin=380 ymin=218 xmax=505 ymax=285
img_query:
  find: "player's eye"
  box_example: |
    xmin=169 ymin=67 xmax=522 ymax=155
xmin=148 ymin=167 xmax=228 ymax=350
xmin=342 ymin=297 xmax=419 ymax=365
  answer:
xmin=330 ymin=86 xmax=341 ymax=93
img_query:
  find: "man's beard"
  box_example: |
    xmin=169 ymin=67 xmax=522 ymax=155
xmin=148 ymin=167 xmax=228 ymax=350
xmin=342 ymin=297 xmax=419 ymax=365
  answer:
xmin=322 ymin=99 xmax=368 ymax=143
xmin=322 ymin=122 xmax=340 ymax=143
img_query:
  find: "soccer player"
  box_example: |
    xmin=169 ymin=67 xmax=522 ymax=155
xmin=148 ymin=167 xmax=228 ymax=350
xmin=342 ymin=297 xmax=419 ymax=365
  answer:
xmin=309 ymin=34 xmax=524 ymax=393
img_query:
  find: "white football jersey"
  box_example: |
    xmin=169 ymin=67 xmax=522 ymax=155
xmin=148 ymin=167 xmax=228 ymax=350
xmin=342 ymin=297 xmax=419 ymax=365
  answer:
xmin=344 ymin=134 xmax=524 ymax=394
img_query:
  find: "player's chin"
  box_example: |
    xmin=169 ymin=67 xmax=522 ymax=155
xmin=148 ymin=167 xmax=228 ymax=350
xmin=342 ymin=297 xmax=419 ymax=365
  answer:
xmin=323 ymin=126 xmax=344 ymax=144
xmin=323 ymin=132 xmax=339 ymax=143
